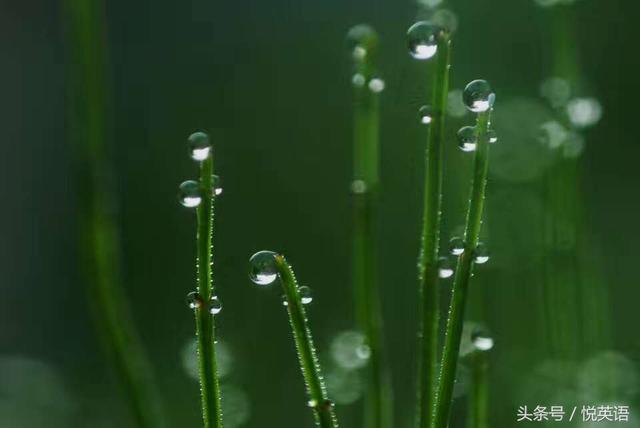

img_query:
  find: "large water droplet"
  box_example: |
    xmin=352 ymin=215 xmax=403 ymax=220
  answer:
xmin=188 ymin=132 xmax=212 ymax=161
xmin=331 ymin=331 xmax=370 ymax=370
xmin=346 ymin=24 xmax=378 ymax=61
xmin=463 ymin=80 xmax=495 ymax=113
xmin=472 ymin=329 xmax=494 ymax=351
xmin=457 ymin=126 xmax=477 ymax=152
xmin=368 ymin=77 xmax=385 ymax=93
xmin=248 ymin=251 xmax=279 ymax=286
xmin=566 ymin=97 xmax=602 ymax=128
xmin=419 ymin=105 xmax=433 ymax=125
xmin=299 ymin=286 xmax=313 ymax=304
xmin=186 ymin=291 xmax=203 ymax=309
xmin=473 ymin=244 xmax=489 ymax=264
xmin=212 ymin=174 xmax=223 ymax=196
xmin=209 ymin=296 xmax=223 ymax=315
xmin=407 ymin=21 xmax=441 ymax=60
xmin=178 ymin=180 xmax=202 ymax=208
xmin=437 ymin=257 xmax=454 ymax=279
xmin=449 ymin=237 xmax=465 ymax=256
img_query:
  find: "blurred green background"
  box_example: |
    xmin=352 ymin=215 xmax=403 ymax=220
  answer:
xmin=2 ymin=0 xmax=640 ymax=426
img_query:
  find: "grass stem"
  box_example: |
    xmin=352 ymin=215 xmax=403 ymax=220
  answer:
xmin=416 ymin=33 xmax=451 ymax=428
xmin=434 ymin=109 xmax=492 ymax=428
xmin=467 ymin=352 xmax=489 ymax=428
xmin=274 ymin=255 xmax=339 ymax=428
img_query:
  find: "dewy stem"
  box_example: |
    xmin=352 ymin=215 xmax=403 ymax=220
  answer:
xmin=434 ymin=110 xmax=492 ymax=428
xmin=351 ymin=32 xmax=392 ymax=428
xmin=64 ymin=1 xmax=166 ymax=427
xmin=416 ymin=33 xmax=451 ymax=428
xmin=195 ymin=155 xmax=223 ymax=428
xmin=468 ymin=352 xmax=489 ymax=428
xmin=274 ymin=255 xmax=339 ymax=428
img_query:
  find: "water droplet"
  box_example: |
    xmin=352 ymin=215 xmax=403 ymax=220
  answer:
xmin=457 ymin=126 xmax=477 ymax=152
xmin=248 ymin=251 xmax=279 ymax=286
xmin=417 ymin=0 xmax=443 ymax=8
xmin=212 ymin=174 xmax=223 ymax=196
xmin=488 ymin=129 xmax=498 ymax=144
xmin=350 ymin=179 xmax=367 ymax=194
xmin=418 ymin=105 xmax=433 ymax=125
xmin=299 ymin=286 xmax=313 ymax=304
xmin=447 ymin=89 xmax=467 ymax=118
xmin=473 ymin=244 xmax=489 ymax=264
xmin=463 ymin=80 xmax=495 ymax=113
xmin=566 ymin=97 xmax=602 ymax=128
xmin=178 ymin=180 xmax=202 ymax=208
xmin=281 ymin=295 xmax=288 ymax=306
xmin=346 ymin=24 xmax=378 ymax=62
xmin=209 ymin=296 xmax=222 ymax=315
xmin=472 ymin=330 xmax=494 ymax=351
xmin=407 ymin=21 xmax=441 ymax=60
xmin=538 ymin=120 xmax=568 ymax=149
xmin=186 ymin=291 xmax=203 ymax=309
xmin=437 ymin=257 xmax=454 ymax=279
xmin=539 ymin=77 xmax=571 ymax=108
xmin=307 ymin=399 xmax=318 ymax=408
xmin=368 ymin=77 xmax=385 ymax=93
xmin=352 ymin=73 xmax=366 ymax=88
xmin=449 ymin=237 xmax=465 ymax=256
xmin=188 ymin=132 xmax=212 ymax=161
xmin=562 ymin=131 xmax=585 ymax=158
xmin=331 ymin=331 xmax=370 ymax=369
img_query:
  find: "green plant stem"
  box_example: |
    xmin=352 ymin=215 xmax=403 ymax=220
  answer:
xmin=352 ymin=42 xmax=391 ymax=428
xmin=416 ymin=34 xmax=451 ymax=428
xmin=467 ymin=352 xmax=489 ymax=428
xmin=64 ymin=1 xmax=166 ymax=427
xmin=274 ymin=255 xmax=339 ymax=428
xmin=194 ymin=156 xmax=223 ymax=428
xmin=434 ymin=110 xmax=492 ymax=428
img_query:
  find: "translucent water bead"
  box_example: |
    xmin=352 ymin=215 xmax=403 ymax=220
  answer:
xmin=419 ymin=105 xmax=433 ymax=125
xmin=188 ymin=132 xmax=211 ymax=161
xmin=457 ymin=126 xmax=477 ymax=152
xmin=463 ymin=80 xmax=495 ymax=113
xmin=346 ymin=24 xmax=378 ymax=61
xmin=248 ymin=251 xmax=279 ymax=285
xmin=178 ymin=180 xmax=202 ymax=208
xmin=209 ymin=296 xmax=222 ymax=315
xmin=407 ymin=21 xmax=441 ymax=60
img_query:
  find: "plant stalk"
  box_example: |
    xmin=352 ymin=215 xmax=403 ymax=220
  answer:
xmin=194 ymin=156 xmax=224 ymax=428
xmin=416 ymin=34 xmax=451 ymax=428
xmin=64 ymin=1 xmax=166 ymax=427
xmin=274 ymin=255 xmax=339 ymax=428
xmin=433 ymin=110 xmax=492 ymax=428
xmin=467 ymin=352 xmax=489 ymax=428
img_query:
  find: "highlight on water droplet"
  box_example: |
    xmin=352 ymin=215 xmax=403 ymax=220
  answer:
xmin=212 ymin=174 xmax=223 ymax=196
xmin=307 ymin=399 xmax=318 ymax=408
xmin=419 ymin=105 xmax=433 ymax=125
xmin=449 ymin=237 xmax=465 ymax=256
xmin=457 ymin=126 xmax=477 ymax=152
xmin=186 ymin=291 xmax=203 ymax=309
xmin=407 ymin=21 xmax=441 ymax=60
xmin=471 ymin=328 xmax=494 ymax=351
xmin=566 ymin=97 xmax=602 ymax=128
xmin=209 ymin=296 xmax=222 ymax=315
xmin=346 ymin=24 xmax=378 ymax=62
xmin=437 ymin=257 xmax=454 ymax=279
xmin=463 ymin=80 xmax=495 ymax=113
xmin=473 ymin=243 xmax=489 ymax=264
xmin=248 ymin=250 xmax=279 ymax=286
xmin=188 ymin=131 xmax=212 ymax=162
xmin=368 ymin=77 xmax=385 ymax=93
xmin=298 ymin=286 xmax=313 ymax=304
xmin=178 ymin=180 xmax=203 ymax=208
xmin=488 ymin=129 xmax=498 ymax=144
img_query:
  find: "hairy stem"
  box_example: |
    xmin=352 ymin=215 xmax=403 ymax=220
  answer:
xmin=467 ymin=352 xmax=489 ymax=428
xmin=351 ymin=34 xmax=392 ymax=428
xmin=274 ymin=255 xmax=339 ymax=428
xmin=416 ymin=34 xmax=451 ymax=428
xmin=434 ymin=110 xmax=492 ymax=428
xmin=63 ymin=1 xmax=166 ymax=427
xmin=194 ymin=156 xmax=224 ymax=428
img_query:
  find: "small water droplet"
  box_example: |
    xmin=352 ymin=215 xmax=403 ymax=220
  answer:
xmin=352 ymin=73 xmax=366 ymax=88
xmin=488 ymin=129 xmax=498 ymax=144
xmin=212 ymin=174 xmax=223 ymax=196
xmin=418 ymin=105 xmax=433 ymax=125
xmin=350 ymin=179 xmax=368 ymax=194
xmin=178 ymin=180 xmax=202 ymax=208
xmin=463 ymin=80 xmax=495 ymax=113
xmin=457 ymin=126 xmax=477 ymax=152
xmin=346 ymin=24 xmax=378 ymax=62
xmin=473 ymin=244 xmax=489 ymax=264
xmin=437 ymin=257 xmax=454 ymax=279
xmin=186 ymin=291 xmax=203 ymax=309
xmin=407 ymin=21 xmax=441 ymax=60
xmin=248 ymin=251 xmax=279 ymax=286
xmin=566 ymin=97 xmax=602 ymax=128
xmin=472 ymin=329 xmax=494 ymax=351
xmin=299 ymin=286 xmax=313 ymax=304
xmin=188 ymin=132 xmax=212 ymax=161
xmin=307 ymin=399 xmax=318 ymax=408
xmin=368 ymin=77 xmax=385 ymax=93
xmin=209 ymin=296 xmax=222 ymax=315
xmin=449 ymin=237 xmax=465 ymax=256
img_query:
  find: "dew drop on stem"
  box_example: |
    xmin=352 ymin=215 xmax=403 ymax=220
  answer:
xmin=463 ymin=79 xmax=495 ymax=113
xmin=188 ymin=131 xmax=212 ymax=162
xmin=449 ymin=237 xmax=465 ymax=256
xmin=407 ymin=21 xmax=441 ymax=60
xmin=186 ymin=291 xmax=203 ymax=309
xmin=248 ymin=251 xmax=279 ymax=286
xmin=457 ymin=126 xmax=477 ymax=152
xmin=178 ymin=180 xmax=202 ymax=208
xmin=209 ymin=296 xmax=222 ymax=315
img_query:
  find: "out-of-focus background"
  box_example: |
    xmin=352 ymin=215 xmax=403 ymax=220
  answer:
xmin=1 ymin=0 xmax=639 ymax=426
